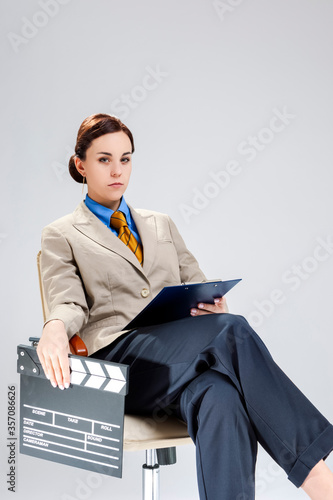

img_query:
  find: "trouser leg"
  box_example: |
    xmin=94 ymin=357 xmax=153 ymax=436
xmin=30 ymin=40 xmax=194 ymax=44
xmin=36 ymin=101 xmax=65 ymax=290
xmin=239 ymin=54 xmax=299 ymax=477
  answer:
xmin=175 ymin=370 xmax=258 ymax=500
xmin=92 ymin=313 xmax=333 ymax=491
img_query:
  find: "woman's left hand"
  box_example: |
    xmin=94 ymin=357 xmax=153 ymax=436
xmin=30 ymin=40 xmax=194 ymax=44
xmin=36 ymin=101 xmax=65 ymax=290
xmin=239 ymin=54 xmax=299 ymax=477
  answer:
xmin=190 ymin=296 xmax=229 ymax=316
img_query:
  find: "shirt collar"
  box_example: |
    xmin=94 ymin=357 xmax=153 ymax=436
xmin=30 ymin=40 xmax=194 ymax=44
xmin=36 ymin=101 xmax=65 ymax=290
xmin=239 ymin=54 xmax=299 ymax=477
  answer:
xmin=84 ymin=195 xmax=130 ymax=228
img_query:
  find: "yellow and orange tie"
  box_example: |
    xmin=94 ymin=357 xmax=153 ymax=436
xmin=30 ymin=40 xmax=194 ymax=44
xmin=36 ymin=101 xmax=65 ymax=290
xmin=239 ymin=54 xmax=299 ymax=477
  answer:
xmin=110 ymin=211 xmax=143 ymax=265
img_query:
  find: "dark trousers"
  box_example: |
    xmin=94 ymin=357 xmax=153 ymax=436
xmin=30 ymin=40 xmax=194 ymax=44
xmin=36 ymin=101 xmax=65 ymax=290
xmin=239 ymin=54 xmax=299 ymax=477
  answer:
xmin=92 ymin=313 xmax=333 ymax=500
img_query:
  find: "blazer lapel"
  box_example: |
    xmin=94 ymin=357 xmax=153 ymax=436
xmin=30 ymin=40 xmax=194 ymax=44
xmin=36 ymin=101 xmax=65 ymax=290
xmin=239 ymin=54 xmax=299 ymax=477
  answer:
xmin=129 ymin=205 xmax=157 ymax=276
xmin=72 ymin=202 xmax=144 ymax=274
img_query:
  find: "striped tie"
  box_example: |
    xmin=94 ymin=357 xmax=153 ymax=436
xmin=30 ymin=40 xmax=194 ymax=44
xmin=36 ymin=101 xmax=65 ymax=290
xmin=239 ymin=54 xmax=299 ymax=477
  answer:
xmin=110 ymin=211 xmax=143 ymax=265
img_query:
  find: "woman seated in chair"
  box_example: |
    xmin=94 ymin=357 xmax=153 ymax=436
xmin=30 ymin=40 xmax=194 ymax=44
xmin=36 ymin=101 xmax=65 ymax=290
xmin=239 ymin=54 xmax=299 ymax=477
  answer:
xmin=37 ymin=113 xmax=333 ymax=500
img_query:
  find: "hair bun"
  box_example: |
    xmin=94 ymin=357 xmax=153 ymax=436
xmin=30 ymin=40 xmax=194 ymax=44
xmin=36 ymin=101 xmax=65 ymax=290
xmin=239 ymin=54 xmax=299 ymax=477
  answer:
xmin=68 ymin=154 xmax=83 ymax=183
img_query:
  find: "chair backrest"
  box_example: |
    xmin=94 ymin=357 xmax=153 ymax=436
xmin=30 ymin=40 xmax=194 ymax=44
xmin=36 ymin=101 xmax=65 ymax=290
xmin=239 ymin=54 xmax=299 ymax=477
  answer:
xmin=37 ymin=251 xmax=49 ymax=322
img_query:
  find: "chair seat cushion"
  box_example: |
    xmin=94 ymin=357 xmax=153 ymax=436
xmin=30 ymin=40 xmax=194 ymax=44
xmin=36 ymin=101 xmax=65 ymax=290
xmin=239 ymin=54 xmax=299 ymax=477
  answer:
xmin=123 ymin=414 xmax=192 ymax=451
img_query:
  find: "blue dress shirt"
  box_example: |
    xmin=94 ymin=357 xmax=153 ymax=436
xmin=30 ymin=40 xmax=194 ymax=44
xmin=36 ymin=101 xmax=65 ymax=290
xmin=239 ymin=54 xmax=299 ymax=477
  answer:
xmin=84 ymin=195 xmax=142 ymax=244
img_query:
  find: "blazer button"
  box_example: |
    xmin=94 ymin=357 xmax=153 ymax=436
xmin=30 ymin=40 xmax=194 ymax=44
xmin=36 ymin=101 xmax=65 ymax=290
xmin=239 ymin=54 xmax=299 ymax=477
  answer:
xmin=141 ymin=288 xmax=150 ymax=298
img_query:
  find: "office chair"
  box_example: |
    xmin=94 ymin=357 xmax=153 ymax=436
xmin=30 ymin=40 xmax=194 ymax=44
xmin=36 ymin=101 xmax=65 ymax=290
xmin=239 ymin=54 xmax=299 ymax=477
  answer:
xmin=35 ymin=251 xmax=192 ymax=500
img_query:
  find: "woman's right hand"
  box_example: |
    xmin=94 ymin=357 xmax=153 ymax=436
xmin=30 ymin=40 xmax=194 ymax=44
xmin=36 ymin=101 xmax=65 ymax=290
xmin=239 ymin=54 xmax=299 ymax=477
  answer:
xmin=36 ymin=319 xmax=71 ymax=390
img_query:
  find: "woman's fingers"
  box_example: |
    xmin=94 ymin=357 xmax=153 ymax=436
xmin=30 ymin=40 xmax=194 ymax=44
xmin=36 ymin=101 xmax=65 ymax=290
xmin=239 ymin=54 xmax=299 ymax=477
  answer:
xmin=39 ymin=349 xmax=70 ymax=389
xmin=43 ymin=357 xmax=58 ymax=387
xmin=59 ymin=350 xmax=71 ymax=389
xmin=190 ymin=296 xmax=229 ymax=316
xmin=214 ymin=296 xmax=229 ymax=313
xmin=50 ymin=354 xmax=67 ymax=390
xmin=191 ymin=303 xmax=215 ymax=315
xmin=37 ymin=350 xmax=50 ymax=380
xmin=36 ymin=320 xmax=71 ymax=389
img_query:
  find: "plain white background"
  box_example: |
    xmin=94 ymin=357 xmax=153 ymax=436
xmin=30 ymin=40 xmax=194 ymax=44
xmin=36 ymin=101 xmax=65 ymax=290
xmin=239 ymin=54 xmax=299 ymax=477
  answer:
xmin=1 ymin=0 xmax=332 ymax=498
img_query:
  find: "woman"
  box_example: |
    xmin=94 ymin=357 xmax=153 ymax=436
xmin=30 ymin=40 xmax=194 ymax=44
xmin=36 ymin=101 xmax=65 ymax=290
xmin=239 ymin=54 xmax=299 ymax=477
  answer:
xmin=37 ymin=113 xmax=333 ymax=499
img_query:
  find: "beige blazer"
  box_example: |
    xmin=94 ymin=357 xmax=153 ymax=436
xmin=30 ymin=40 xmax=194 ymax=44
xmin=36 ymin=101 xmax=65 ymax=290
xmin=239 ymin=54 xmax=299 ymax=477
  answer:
xmin=41 ymin=201 xmax=206 ymax=354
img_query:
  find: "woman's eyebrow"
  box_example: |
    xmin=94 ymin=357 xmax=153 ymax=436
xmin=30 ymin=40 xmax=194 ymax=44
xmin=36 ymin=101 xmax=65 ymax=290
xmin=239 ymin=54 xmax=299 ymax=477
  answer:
xmin=96 ymin=151 xmax=132 ymax=156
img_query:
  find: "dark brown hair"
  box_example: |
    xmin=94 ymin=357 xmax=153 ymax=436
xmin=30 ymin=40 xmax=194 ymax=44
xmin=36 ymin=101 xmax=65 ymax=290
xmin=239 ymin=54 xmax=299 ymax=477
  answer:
xmin=68 ymin=113 xmax=135 ymax=183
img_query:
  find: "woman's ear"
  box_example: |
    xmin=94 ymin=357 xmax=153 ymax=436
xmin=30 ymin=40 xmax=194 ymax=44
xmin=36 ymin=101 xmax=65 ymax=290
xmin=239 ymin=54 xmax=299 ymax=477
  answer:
xmin=74 ymin=156 xmax=85 ymax=177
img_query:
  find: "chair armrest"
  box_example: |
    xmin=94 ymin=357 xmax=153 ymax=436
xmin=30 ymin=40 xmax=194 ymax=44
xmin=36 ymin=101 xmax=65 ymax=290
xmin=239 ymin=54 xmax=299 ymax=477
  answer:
xmin=69 ymin=334 xmax=88 ymax=356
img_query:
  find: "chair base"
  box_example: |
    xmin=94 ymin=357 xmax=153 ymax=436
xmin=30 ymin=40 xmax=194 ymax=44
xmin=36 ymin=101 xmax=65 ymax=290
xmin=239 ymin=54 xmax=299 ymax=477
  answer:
xmin=143 ymin=450 xmax=160 ymax=500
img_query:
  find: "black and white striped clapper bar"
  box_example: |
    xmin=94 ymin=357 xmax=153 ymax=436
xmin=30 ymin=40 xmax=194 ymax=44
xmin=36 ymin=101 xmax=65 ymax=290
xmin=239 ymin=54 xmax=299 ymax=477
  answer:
xmin=17 ymin=344 xmax=128 ymax=478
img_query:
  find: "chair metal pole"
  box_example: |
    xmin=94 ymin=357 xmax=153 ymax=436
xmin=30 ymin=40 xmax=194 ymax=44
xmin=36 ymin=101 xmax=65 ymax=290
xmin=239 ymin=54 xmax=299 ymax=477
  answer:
xmin=142 ymin=449 xmax=160 ymax=500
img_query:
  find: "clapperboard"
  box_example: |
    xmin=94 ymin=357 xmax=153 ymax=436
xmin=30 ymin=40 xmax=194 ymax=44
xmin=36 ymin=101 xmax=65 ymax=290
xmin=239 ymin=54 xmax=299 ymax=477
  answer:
xmin=17 ymin=345 xmax=128 ymax=478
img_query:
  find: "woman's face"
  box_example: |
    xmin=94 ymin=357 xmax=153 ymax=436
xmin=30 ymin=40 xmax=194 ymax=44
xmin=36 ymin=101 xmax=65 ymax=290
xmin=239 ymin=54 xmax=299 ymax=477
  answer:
xmin=75 ymin=131 xmax=132 ymax=210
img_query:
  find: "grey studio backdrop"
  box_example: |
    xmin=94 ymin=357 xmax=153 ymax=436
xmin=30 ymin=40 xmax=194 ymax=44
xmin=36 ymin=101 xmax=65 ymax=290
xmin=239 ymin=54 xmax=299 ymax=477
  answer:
xmin=1 ymin=0 xmax=332 ymax=499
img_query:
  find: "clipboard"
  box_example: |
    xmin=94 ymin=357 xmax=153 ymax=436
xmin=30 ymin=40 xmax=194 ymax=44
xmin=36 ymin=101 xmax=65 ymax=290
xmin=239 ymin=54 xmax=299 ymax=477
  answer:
xmin=124 ymin=278 xmax=241 ymax=330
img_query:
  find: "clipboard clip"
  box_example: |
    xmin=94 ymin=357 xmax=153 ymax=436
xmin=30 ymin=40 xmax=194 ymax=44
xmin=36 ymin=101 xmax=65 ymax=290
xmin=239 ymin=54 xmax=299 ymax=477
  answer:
xmin=181 ymin=279 xmax=222 ymax=286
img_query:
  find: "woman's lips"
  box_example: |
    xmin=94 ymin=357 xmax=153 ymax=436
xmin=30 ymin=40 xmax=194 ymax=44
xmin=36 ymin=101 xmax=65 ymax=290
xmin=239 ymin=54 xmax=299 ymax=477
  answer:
xmin=108 ymin=183 xmax=123 ymax=187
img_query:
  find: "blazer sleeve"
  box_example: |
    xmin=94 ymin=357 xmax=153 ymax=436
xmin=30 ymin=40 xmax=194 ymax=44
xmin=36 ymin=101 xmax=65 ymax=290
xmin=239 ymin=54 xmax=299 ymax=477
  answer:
xmin=168 ymin=216 xmax=207 ymax=283
xmin=40 ymin=224 xmax=89 ymax=339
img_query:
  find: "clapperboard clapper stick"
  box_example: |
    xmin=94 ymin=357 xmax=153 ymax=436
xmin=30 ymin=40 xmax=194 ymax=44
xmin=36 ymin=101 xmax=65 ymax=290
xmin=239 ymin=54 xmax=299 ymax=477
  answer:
xmin=17 ymin=344 xmax=128 ymax=478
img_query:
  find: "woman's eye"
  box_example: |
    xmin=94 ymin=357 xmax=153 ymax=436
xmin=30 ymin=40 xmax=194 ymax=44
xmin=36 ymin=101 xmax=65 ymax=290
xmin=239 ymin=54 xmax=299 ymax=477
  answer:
xmin=98 ymin=156 xmax=130 ymax=164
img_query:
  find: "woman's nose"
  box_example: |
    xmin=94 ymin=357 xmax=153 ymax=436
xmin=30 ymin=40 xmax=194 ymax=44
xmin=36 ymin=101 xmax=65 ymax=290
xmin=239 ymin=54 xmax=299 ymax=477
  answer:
xmin=110 ymin=162 xmax=122 ymax=176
